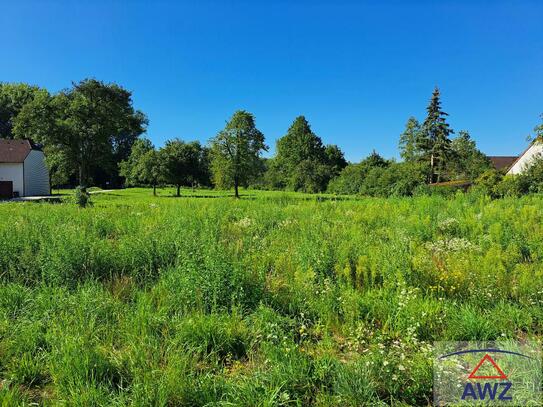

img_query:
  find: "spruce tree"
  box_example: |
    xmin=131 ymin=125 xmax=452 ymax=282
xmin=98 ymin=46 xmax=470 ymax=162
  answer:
xmin=420 ymin=87 xmax=454 ymax=183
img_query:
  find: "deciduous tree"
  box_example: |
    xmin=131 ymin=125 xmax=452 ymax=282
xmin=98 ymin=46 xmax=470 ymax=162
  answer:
xmin=210 ymin=110 xmax=267 ymax=198
xmin=0 ymin=83 xmax=43 ymax=138
xmin=14 ymin=79 xmax=147 ymax=187
xmin=448 ymin=130 xmax=491 ymax=180
xmin=399 ymin=117 xmax=422 ymax=162
xmin=162 ymin=139 xmax=207 ymax=196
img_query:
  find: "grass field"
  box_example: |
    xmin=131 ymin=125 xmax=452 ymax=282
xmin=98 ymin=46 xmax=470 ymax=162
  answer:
xmin=1 ymin=188 xmax=543 ymax=405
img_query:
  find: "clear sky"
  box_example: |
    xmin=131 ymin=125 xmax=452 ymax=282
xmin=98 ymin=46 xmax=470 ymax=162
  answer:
xmin=1 ymin=0 xmax=542 ymax=162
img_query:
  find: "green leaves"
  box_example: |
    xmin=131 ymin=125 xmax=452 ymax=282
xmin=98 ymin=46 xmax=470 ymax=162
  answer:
xmin=11 ymin=79 xmax=147 ymax=187
xmin=210 ymin=110 xmax=267 ymax=197
xmin=272 ymin=116 xmax=346 ymax=192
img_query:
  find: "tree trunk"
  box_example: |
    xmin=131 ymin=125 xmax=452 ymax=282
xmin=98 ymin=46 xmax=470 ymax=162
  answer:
xmin=78 ymin=165 xmax=84 ymax=187
xmin=153 ymin=183 xmax=156 ymax=196
xmin=430 ymin=154 xmax=435 ymax=184
xmin=234 ymin=178 xmax=239 ymax=198
xmin=176 ymin=185 xmax=181 ymax=197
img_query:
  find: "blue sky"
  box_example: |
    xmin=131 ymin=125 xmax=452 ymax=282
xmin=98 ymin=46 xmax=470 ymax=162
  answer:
xmin=1 ymin=0 xmax=542 ymax=162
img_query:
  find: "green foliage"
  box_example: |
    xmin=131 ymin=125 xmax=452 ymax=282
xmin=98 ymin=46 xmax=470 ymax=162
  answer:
xmin=13 ymin=79 xmax=147 ymax=187
xmin=327 ymin=152 xmax=386 ymax=195
xmin=0 ymin=82 xmax=43 ymax=138
xmin=522 ymin=154 xmax=543 ymax=193
xmin=448 ymin=130 xmax=492 ymax=180
xmin=473 ymin=159 xmax=543 ymax=198
xmin=493 ymin=175 xmax=529 ymax=198
xmin=272 ymin=116 xmax=345 ymax=192
xmin=210 ymin=110 xmax=267 ymax=197
xmin=329 ymin=153 xmax=426 ymax=197
xmin=534 ymin=113 xmax=543 ymax=142
xmin=119 ymin=138 xmax=155 ymax=186
xmin=420 ymin=87 xmax=454 ymax=183
xmin=73 ymin=186 xmax=91 ymax=208
xmin=324 ymin=144 xmax=348 ymax=177
xmin=473 ymin=169 xmax=503 ymax=198
xmin=398 ymin=117 xmax=422 ymax=162
xmin=162 ymin=139 xmax=208 ymax=196
xmin=359 ymin=162 xmax=427 ymax=197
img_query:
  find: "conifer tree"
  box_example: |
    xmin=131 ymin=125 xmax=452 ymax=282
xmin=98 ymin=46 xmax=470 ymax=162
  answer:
xmin=419 ymin=87 xmax=454 ymax=183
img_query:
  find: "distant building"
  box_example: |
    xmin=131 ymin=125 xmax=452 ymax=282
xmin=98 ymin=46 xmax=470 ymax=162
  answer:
xmin=487 ymin=156 xmax=518 ymax=172
xmin=487 ymin=141 xmax=543 ymax=176
xmin=0 ymin=138 xmax=50 ymax=198
xmin=506 ymin=142 xmax=543 ymax=175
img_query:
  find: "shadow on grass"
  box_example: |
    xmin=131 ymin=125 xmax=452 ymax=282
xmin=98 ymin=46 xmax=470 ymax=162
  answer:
xmin=159 ymin=194 xmax=257 ymax=200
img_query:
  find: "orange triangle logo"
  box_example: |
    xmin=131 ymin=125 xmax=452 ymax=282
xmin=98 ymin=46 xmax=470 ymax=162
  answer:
xmin=468 ymin=354 xmax=508 ymax=380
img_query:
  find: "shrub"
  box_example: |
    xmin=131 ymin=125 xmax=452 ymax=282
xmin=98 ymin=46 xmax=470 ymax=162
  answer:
xmin=494 ymin=175 xmax=530 ymax=197
xmin=74 ymin=186 xmax=91 ymax=208
xmin=472 ymin=169 xmax=503 ymax=198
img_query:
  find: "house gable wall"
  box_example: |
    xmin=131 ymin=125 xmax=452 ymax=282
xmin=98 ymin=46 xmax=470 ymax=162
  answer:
xmin=23 ymin=150 xmax=50 ymax=196
xmin=507 ymin=142 xmax=543 ymax=175
xmin=0 ymin=163 xmax=24 ymax=196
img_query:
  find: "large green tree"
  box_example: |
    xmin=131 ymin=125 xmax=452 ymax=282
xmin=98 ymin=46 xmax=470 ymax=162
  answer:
xmin=119 ymin=138 xmax=155 ymax=186
xmin=210 ymin=110 xmax=267 ymax=198
xmin=273 ymin=116 xmax=344 ymax=192
xmin=119 ymin=138 xmax=166 ymax=195
xmin=419 ymin=87 xmax=454 ymax=183
xmin=0 ymin=83 xmax=43 ymax=138
xmin=136 ymin=149 xmax=165 ymax=196
xmin=14 ymin=79 xmax=147 ymax=187
xmin=162 ymin=139 xmax=208 ymax=197
xmin=448 ymin=130 xmax=491 ymax=180
xmin=324 ymin=144 xmax=348 ymax=177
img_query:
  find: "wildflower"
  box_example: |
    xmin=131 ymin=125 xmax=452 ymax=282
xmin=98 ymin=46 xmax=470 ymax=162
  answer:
xmin=235 ymin=217 xmax=254 ymax=228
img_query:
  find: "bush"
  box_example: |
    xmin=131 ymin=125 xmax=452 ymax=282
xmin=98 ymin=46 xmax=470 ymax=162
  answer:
xmin=494 ymin=175 xmax=529 ymax=197
xmin=523 ymin=155 xmax=543 ymax=193
xmin=472 ymin=169 xmax=503 ymax=198
xmin=74 ymin=186 xmax=91 ymax=208
xmin=358 ymin=162 xmax=427 ymax=197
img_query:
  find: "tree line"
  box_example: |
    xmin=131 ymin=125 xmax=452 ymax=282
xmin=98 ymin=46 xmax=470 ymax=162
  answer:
xmin=1 ymin=80 xmax=541 ymax=197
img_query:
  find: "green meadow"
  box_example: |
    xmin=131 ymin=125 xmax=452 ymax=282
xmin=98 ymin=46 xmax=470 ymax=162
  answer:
xmin=1 ymin=189 xmax=543 ymax=406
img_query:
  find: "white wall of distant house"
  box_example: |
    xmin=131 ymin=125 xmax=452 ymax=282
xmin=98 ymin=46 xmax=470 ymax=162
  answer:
xmin=24 ymin=150 xmax=50 ymax=196
xmin=508 ymin=142 xmax=543 ymax=175
xmin=0 ymin=163 xmax=24 ymax=195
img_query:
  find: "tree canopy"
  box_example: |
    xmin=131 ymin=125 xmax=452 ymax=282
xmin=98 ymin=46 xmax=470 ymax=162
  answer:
xmin=0 ymin=83 xmax=43 ymax=138
xmin=162 ymin=139 xmax=209 ymax=196
xmin=419 ymin=87 xmax=454 ymax=183
xmin=272 ymin=116 xmax=346 ymax=192
xmin=398 ymin=117 xmax=422 ymax=162
xmin=13 ymin=79 xmax=147 ymax=187
xmin=210 ymin=110 xmax=267 ymax=198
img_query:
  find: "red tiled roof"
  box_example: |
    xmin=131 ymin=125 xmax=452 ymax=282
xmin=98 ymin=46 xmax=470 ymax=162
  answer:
xmin=488 ymin=156 xmax=517 ymax=171
xmin=0 ymin=139 xmax=34 ymax=163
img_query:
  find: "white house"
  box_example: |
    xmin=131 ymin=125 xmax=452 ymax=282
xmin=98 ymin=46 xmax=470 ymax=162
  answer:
xmin=0 ymin=139 xmax=50 ymax=198
xmin=507 ymin=141 xmax=543 ymax=175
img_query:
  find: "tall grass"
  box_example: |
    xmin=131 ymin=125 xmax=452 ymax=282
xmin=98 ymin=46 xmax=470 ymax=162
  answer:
xmin=1 ymin=188 xmax=542 ymax=405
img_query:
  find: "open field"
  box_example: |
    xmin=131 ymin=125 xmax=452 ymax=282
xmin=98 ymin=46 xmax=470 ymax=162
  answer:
xmin=1 ymin=189 xmax=543 ymax=405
